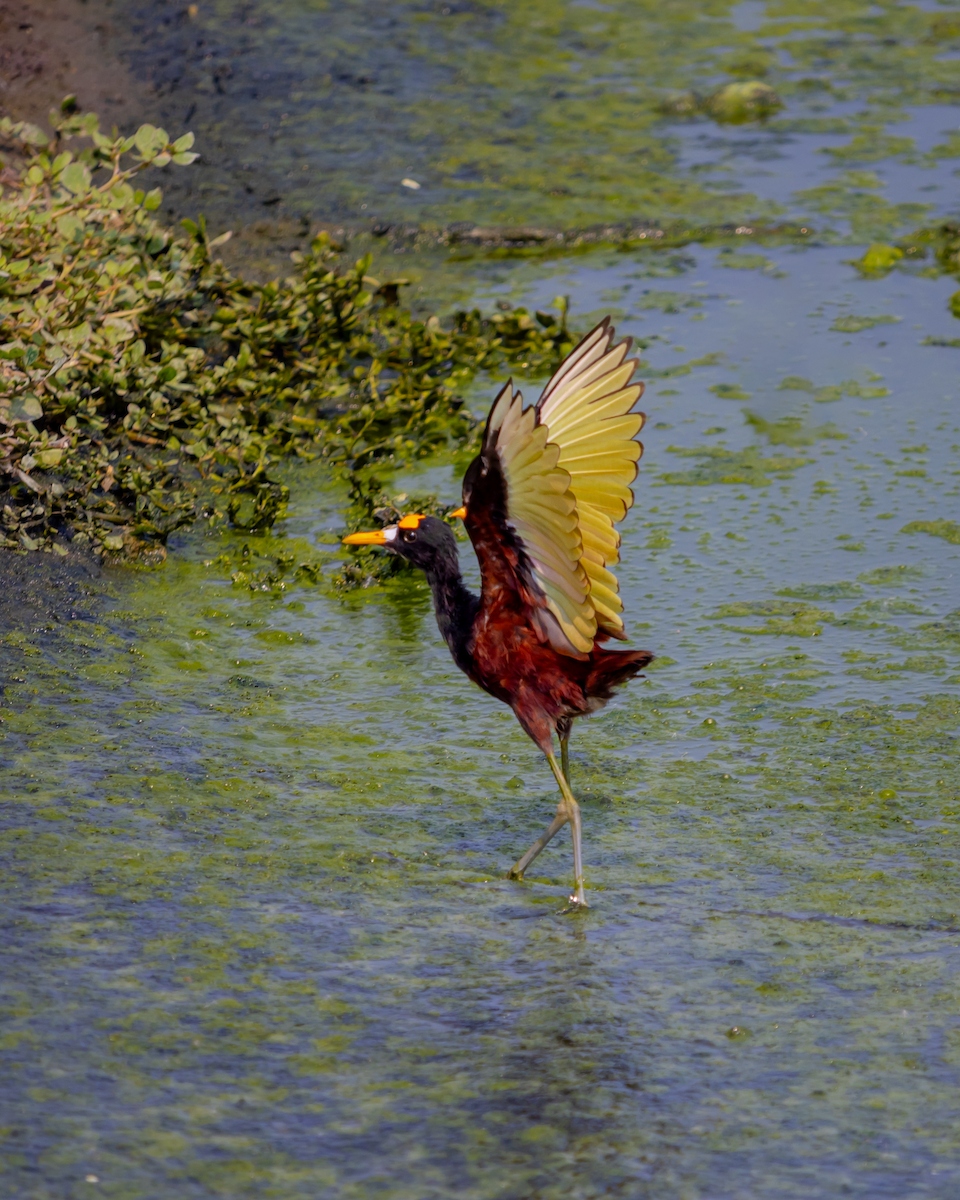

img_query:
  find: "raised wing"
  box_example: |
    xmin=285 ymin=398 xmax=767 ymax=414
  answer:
xmin=480 ymin=380 xmax=596 ymax=656
xmin=537 ymin=318 xmax=645 ymax=639
xmin=473 ymin=319 xmax=644 ymax=657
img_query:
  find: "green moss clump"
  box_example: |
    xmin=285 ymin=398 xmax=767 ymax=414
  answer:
xmin=706 ymin=82 xmax=783 ymax=125
xmin=658 ymin=81 xmax=783 ymax=128
xmin=0 ymin=106 xmax=576 ymax=565
xmin=855 ymin=243 xmax=904 ymax=273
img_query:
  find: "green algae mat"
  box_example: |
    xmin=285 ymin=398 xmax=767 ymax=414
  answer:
xmin=3 ymin=1 xmax=960 ymax=1197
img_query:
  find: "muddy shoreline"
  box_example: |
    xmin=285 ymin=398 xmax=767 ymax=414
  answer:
xmin=0 ymin=0 xmax=144 ymax=134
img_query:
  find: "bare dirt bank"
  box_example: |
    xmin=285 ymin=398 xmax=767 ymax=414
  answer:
xmin=0 ymin=0 xmax=147 ymax=130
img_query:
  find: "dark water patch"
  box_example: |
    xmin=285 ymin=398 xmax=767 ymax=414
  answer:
xmin=0 ymin=548 xmax=105 ymax=636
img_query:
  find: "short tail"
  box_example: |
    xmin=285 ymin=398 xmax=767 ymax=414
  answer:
xmin=585 ymin=648 xmax=655 ymax=701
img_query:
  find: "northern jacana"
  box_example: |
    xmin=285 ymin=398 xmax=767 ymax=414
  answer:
xmin=343 ymin=318 xmax=653 ymax=906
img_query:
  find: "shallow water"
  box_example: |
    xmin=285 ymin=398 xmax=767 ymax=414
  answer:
xmin=120 ymin=0 xmax=960 ymax=233
xmin=4 ymin=1 xmax=960 ymax=1197
xmin=2 ymin=240 xmax=959 ymax=1198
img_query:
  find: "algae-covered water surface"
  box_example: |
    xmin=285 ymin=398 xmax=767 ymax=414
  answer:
xmin=121 ymin=0 xmax=960 ymax=232
xmin=3 ymin=1 xmax=960 ymax=1197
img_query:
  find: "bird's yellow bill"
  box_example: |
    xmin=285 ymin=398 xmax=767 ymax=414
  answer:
xmin=450 ymin=506 xmax=467 ymax=519
xmin=342 ymin=529 xmax=388 ymax=545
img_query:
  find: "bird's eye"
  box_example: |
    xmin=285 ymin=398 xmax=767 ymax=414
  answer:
xmin=403 ymin=529 xmax=417 ymax=541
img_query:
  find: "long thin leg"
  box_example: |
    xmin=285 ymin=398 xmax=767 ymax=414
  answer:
xmin=546 ymin=751 xmax=587 ymax=907
xmin=509 ymin=807 xmax=568 ymax=880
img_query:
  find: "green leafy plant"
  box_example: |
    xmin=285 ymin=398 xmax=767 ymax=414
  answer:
xmin=0 ymin=104 xmax=575 ymax=567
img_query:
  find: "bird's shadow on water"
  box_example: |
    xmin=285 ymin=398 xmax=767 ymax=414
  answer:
xmin=440 ymin=903 xmax=656 ymax=1181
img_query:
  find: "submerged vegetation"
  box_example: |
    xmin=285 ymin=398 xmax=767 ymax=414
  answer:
xmin=0 ymin=106 xmax=575 ymax=566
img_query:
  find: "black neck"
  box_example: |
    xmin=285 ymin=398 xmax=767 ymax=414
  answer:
xmin=425 ymin=552 xmax=479 ymax=673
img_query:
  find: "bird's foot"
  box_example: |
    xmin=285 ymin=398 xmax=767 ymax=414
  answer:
xmin=508 ymin=866 xmax=525 ymax=881
xmin=558 ymin=892 xmax=590 ymax=915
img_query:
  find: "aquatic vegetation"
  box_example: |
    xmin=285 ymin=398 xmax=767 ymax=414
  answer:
xmin=658 ymin=445 xmax=813 ymax=488
xmin=921 ymin=335 xmax=960 ymax=348
xmin=794 ymin=180 xmax=930 ymax=245
xmin=901 ymin=519 xmax=960 ymax=546
xmin=705 ymin=82 xmax=783 ymax=126
xmin=777 ymin=581 xmax=863 ymax=601
xmin=855 ymin=243 xmax=904 ymax=274
xmin=709 ymin=383 xmax=752 ymax=401
xmin=917 ymin=221 xmax=960 ymax=278
xmin=858 ymin=565 xmax=924 ymax=587
xmin=633 ymin=289 xmax=703 ymax=313
xmin=745 ymin=414 xmax=846 ymax=448
xmin=716 ymin=250 xmax=776 ymax=272
xmin=777 ymin=375 xmax=890 ymax=403
xmin=709 ymin=599 xmax=834 ymax=638
xmin=124 ymin=0 xmax=960 ymax=234
xmin=661 ymin=81 xmax=783 ymax=126
xmin=829 ymin=313 xmax=900 ymax=334
xmin=822 ymin=130 xmax=915 ymax=165
xmin=0 ymin=108 xmax=575 ymax=561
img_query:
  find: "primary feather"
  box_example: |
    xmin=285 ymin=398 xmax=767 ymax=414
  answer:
xmin=479 ymin=318 xmax=645 ymax=656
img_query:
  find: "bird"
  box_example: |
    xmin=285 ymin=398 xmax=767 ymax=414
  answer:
xmin=343 ymin=317 xmax=653 ymax=907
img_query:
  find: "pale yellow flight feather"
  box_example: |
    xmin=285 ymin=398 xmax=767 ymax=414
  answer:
xmin=484 ymin=319 xmax=645 ymax=658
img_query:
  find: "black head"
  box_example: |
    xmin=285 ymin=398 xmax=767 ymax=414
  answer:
xmin=343 ymin=513 xmax=458 ymax=576
xmin=387 ymin=514 xmax=459 ymax=572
